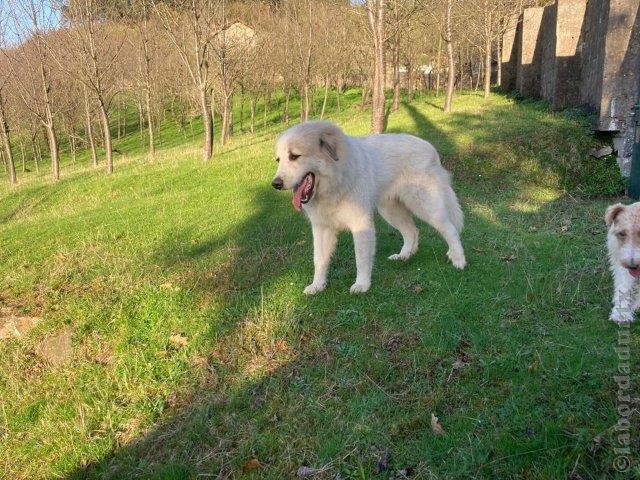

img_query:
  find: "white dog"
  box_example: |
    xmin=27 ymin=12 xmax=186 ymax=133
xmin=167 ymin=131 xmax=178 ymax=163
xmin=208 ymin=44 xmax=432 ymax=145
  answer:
xmin=606 ymin=202 xmax=640 ymax=323
xmin=271 ymin=120 xmax=466 ymax=294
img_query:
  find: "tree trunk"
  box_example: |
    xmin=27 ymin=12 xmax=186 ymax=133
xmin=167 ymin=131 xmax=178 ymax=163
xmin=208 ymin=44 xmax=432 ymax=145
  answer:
xmin=497 ymin=35 xmax=502 ymax=87
xmin=32 ymin=134 xmax=41 ymax=174
xmin=199 ymin=86 xmax=213 ymax=161
xmin=320 ymin=77 xmax=330 ymax=119
xmin=0 ymin=93 xmax=16 ymax=185
xmin=407 ymin=64 xmax=414 ymax=103
xmin=98 ymin=99 xmax=113 ymax=174
xmin=84 ymin=87 xmax=98 ymax=168
xmin=263 ymin=94 xmax=268 ymax=128
xmin=303 ymin=83 xmax=310 ymax=121
xmin=221 ymin=93 xmax=231 ymax=146
xmin=19 ymin=137 xmax=26 ymax=173
xmin=367 ymin=0 xmax=386 ymax=133
xmin=44 ymin=123 xmax=60 ymax=181
xmin=391 ymin=5 xmax=400 ymax=113
xmin=239 ymin=88 xmax=245 ymax=131
xmin=336 ymin=77 xmax=342 ymax=112
xmin=250 ymin=96 xmax=256 ymax=133
xmin=436 ymin=19 xmax=443 ymax=96
xmin=444 ymin=0 xmax=455 ymax=113
xmin=145 ymin=88 xmax=155 ymax=161
xmin=284 ymin=88 xmax=290 ymax=124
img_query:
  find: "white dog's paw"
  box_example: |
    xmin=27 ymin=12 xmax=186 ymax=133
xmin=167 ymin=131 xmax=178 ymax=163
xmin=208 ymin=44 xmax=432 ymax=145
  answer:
xmin=388 ymin=253 xmax=410 ymax=261
xmin=610 ymin=309 xmax=635 ymax=324
xmin=448 ymin=250 xmax=467 ymax=269
xmin=303 ymin=282 xmax=326 ymax=295
xmin=349 ymin=282 xmax=370 ymax=294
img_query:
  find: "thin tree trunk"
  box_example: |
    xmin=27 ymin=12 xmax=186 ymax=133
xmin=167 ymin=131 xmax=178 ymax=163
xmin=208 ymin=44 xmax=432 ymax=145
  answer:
xmin=484 ymin=34 xmax=492 ymax=97
xmin=250 ymin=95 xmax=256 ymax=133
xmin=138 ymin=98 xmax=144 ymax=139
xmin=145 ymin=89 xmax=155 ymax=161
xmin=496 ymin=35 xmax=502 ymax=87
xmin=239 ymin=87 xmax=245 ymax=131
xmin=407 ymin=64 xmax=414 ymax=103
xmin=391 ymin=2 xmax=400 ymax=113
xmin=284 ymin=88 xmax=290 ymax=124
xmin=336 ymin=77 xmax=342 ymax=112
xmin=436 ymin=18 xmax=443 ymax=96
xmin=84 ymin=86 xmax=98 ymax=168
xmin=320 ymin=77 xmax=330 ymax=119
xmin=19 ymin=137 xmax=26 ymax=173
xmin=444 ymin=0 xmax=455 ymax=113
xmin=200 ymin=86 xmax=213 ymax=161
xmin=117 ymin=104 xmax=122 ymax=140
xmin=0 ymin=94 xmax=16 ymax=185
xmin=303 ymin=83 xmax=310 ymax=121
xmin=98 ymin=99 xmax=113 ymax=174
xmin=263 ymin=94 xmax=268 ymax=128
xmin=70 ymin=132 xmax=77 ymax=164
xmin=367 ymin=0 xmax=386 ymax=133
xmin=32 ymin=134 xmax=41 ymax=174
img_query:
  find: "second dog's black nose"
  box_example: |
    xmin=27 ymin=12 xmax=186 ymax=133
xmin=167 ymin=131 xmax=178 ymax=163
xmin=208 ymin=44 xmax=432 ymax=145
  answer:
xmin=271 ymin=177 xmax=284 ymax=190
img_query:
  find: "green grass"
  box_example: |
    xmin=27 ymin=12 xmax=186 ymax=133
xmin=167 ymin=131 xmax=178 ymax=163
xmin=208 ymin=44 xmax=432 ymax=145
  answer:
xmin=1 ymin=90 xmax=638 ymax=479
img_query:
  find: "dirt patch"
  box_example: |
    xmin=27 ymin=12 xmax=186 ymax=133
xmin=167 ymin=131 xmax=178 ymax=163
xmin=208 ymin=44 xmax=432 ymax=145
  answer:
xmin=35 ymin=328 xmax=73 ymax=367
xmin=0 ymin=306 xmax=42 ymax=340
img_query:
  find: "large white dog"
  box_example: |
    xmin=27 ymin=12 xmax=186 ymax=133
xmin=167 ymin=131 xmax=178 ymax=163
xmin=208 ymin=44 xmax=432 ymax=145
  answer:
xmin=271 ymin=121 xmax=466 ymax=294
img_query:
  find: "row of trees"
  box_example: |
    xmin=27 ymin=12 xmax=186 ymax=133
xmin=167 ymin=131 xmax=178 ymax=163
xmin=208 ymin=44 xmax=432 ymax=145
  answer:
xmin=0 ymin=0 xmax=532 ymax=185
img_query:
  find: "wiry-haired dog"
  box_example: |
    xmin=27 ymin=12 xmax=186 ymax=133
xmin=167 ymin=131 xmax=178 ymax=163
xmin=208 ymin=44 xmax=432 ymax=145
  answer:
xmin=271 ymin=120 xmax=466 ymax=294
xmin=606 ymin=202 xmax=640 ymax=323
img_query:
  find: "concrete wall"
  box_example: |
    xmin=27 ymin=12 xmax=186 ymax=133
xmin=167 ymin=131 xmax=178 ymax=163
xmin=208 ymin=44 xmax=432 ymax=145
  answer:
xmin=504 ymin=0 xmax=640 ymax=175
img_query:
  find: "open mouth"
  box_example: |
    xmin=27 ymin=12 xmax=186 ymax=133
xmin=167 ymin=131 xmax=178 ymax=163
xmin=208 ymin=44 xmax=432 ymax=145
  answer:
xmin=292 ymin=172 xmax=315 ymax=211
xmin=627 ymin=266 xmax=640 ymax=278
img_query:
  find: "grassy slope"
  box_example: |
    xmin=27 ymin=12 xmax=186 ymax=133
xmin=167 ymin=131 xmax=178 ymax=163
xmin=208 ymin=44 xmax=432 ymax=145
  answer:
xmin=0 ymin=91 xmax=638 ymax=479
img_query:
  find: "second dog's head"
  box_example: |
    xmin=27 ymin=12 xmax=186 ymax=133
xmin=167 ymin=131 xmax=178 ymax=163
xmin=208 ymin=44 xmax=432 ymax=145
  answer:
xmin=271 ymin=121 xmax=344 ymax=211
xmin=606 ymin=202 xmax=640 ymax=277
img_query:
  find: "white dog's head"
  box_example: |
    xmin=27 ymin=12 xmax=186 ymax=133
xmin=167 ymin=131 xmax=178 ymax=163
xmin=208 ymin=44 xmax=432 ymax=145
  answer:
xmin=271 ymin=121 xmax=344 ymax=211
xmin=606 ymin=202 xmax=640 ymax=278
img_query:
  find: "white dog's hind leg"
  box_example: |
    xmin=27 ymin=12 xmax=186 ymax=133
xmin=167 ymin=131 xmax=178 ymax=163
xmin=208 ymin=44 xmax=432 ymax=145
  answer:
xmin=402 ymin=188 xmax=466 ymax=269
xmin=378 ymin=200 xmax=419 ymax=261
xmin=610 ymin=265 xmax=636 ymax=323
xmin=350 ymin=227 xmax=376 ymax=293
xmin=304 ymin=225 xmax=337 ymax=295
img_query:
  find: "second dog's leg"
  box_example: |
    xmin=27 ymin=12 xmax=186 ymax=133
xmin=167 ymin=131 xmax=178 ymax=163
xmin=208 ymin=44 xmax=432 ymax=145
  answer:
xmin=351 ymin=227 xmax=376 ymax=293
xmin=610 ymin=265 xmax=636 ymax=323
xmin=304 ymin=224 xmax=337 ymax=295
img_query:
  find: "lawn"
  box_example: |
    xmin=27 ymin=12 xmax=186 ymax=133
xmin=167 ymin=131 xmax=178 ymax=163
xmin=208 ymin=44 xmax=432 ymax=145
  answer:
xmin=0 ymin=91 xmax=638 ymax=479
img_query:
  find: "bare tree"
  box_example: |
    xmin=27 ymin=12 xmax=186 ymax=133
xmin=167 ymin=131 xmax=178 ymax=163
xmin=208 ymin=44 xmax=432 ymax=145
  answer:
xmin=153 ymin=0 xmax=219 ymax=161
xmin=0 ymin=86 xmax=17 ymax=185
xmin=366 ymin=0 xmax=386 ymax=133
xmin=60 ymin=0 xmax=125 ymax=174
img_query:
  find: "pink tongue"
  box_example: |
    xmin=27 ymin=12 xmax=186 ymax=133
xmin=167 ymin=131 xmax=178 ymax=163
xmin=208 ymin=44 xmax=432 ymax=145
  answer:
xmin=629 ymin=268 xmax=640 ymax=279
xmin=292 ymin=176 xmax=310 ymax=211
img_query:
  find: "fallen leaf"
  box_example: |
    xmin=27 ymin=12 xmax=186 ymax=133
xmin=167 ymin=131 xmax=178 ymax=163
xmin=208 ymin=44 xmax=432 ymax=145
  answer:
xmin=35 ymin=328 xmax=73 ymax=367
xmin=92 ymin=347 xmax=114 ymax=366
xmin=430 ymin=413 xmax=445 ymax=436
xmin=296 ymin=466 xmax=320 ymax=477
xmin=242 ymin=458 xmax=261 ymax=473
xmin=588 ymin=435 xmax=602 ymax=455
xmin=394 ymin=466 xmax=414 ymax=478
xmin=168 ymin=333 xmax=188 ymax=348
xmin=500 ymin=254 xmax=517 ymax=262
xmin=410 ymin=284 xmax=423 ymax=294
xmin=452 ymin=359 xmax=467 ymax=370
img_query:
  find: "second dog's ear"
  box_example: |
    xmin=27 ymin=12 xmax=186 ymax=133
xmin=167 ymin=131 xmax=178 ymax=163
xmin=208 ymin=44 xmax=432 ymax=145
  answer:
xmin=605 ymin=203 xmax=626 ymax=226
xmin=319 ymin=133 xmax=339 ymax=162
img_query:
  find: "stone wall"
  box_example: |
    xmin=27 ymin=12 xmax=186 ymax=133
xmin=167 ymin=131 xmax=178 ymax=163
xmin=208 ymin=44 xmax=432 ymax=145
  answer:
xmin=503 ymin=0 xmax=640 ymax=175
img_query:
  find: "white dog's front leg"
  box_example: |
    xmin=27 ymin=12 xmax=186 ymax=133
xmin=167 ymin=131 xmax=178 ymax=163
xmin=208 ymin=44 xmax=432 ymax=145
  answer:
xmin=611 ymin=265 xmax=636 ymax=323
xmin=350 ymin=228 xmax=376 ymax=293
xmin=304 ymin=225 xmax=337 ymax=295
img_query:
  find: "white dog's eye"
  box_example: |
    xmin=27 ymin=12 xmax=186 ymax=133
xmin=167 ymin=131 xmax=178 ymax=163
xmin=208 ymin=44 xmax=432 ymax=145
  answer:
xmin=617 ymin=231 xmax=628 ymax=239
xmin=289 ymin=153 xmax=300 ymax=161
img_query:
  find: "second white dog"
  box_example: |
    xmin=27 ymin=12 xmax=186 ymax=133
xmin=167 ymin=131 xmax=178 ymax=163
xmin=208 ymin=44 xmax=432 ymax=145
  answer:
xmin=271 ymin=121 xmax=466 ymax=294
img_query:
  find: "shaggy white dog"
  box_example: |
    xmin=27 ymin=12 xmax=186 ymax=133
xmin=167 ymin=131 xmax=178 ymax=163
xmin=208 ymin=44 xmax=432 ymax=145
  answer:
xmin=271 ymin=120 xmax=466 ymax=294
xmin=606 ymin=202 xmax=640 ymax=323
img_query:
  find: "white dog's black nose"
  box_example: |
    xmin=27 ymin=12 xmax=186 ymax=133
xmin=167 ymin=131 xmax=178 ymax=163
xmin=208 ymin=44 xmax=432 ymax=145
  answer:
xmin=271 ymin=177 xmax=284 ymax=190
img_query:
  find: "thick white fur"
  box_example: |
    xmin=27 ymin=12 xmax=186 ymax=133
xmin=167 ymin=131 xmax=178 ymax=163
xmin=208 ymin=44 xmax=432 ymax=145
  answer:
xmin=272 ymin=120 xmax=466 ymax=294
xmin=606 ymin=202 xmax=640 ymax=323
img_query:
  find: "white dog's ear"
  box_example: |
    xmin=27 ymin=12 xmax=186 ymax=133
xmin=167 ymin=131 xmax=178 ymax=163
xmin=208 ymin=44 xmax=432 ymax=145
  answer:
xmin=605 ymin=203 xmax=626 ymax=226
xmin=319 ymin=132 xmax=339 ymax=162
